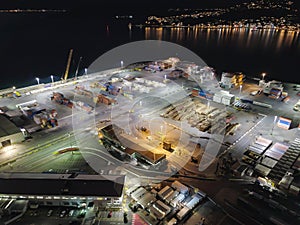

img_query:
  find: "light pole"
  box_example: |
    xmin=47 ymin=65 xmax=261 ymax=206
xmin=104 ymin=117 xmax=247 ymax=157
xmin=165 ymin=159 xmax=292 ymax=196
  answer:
xmin=121 ymin=60 xmax=124 ymax=67
xmin=239 ymin=84 xmax=243 ymax=97
xmin=261 ymin=73 xmax=266 ymax=81
xmin=36 ymin=77 xmax=40 ymax=85
xmin=50 ymin=75 xmax=54 ymax=83
xmin=84 ymin=68 xmax=88 ymax=75
xmin=271 ymin=116 xmax=277 ymax=135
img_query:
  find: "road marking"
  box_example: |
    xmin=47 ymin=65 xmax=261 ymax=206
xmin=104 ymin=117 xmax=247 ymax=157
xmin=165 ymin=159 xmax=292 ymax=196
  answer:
xmin=222 ymin=114 xmax=267 ymax=158
xmin=231 ymin=114 xmax=266 ymax=146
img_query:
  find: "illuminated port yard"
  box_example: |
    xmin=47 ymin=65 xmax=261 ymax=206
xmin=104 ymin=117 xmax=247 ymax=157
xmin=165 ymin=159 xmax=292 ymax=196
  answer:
xmin=0 ymin=55 xmax=300 ymax=225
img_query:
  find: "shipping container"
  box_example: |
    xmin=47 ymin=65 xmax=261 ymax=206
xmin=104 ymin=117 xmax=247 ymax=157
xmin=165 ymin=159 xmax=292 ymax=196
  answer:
xmin=176 ymin=206 xmax=191 ymax=220
xmin=153 ymin=200 xmax=171 ymax=215
xmin=158 ymin=186 xmax=173 ymax=200
xmin=185 ymin=195 xmax=201 ymax=209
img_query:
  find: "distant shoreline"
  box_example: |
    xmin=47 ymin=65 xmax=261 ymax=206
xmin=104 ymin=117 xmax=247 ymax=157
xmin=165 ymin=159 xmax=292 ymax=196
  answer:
xmin=135 ymin=24 xmax=300 ymax=32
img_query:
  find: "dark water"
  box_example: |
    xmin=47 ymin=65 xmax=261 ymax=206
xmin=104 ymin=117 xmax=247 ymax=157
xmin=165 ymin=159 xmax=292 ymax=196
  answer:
xmin=142 ymin=26 xmax=300 ymax=82
xmin=0 ymin=13 xmax=299 ymax=89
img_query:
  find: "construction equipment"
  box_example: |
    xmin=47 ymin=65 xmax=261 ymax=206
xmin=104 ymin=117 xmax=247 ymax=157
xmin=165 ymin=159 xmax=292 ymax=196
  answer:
xmin=63 ymin=49 xmax=73 ymax=81
xmin=75 ymin=56 xmax=82 ymax=80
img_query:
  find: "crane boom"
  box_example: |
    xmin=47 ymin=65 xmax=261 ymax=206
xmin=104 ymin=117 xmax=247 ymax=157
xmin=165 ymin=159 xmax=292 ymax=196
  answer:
xmin=75 ymin=56 xmax=82 ymax=80
xmin=63 ymin=49 xmax=73 ymax=81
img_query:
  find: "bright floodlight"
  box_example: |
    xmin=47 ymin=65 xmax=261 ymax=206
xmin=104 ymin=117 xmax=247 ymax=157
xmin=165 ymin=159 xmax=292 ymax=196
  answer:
xmin=50 ymin=75 xmax=54 ymax=83
xmin=239 ymin=84 xmax=243 ymax=96
xmin=262 ymin=72 xmax=266 ymax=80
xmin=35 ymin=77 xmax=40 ymax=85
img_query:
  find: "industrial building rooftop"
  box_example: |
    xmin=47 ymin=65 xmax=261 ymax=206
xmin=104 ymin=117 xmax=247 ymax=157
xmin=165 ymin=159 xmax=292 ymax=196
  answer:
xmin=0 ymin=173 xmax=125 ymax=197
xmin=0 ymin=114 xmax=21 ymax=138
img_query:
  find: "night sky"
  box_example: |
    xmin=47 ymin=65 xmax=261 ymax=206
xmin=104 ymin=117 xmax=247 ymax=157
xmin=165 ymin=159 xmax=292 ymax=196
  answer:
xmin=0 ymin=0 xmax=246 ymax=13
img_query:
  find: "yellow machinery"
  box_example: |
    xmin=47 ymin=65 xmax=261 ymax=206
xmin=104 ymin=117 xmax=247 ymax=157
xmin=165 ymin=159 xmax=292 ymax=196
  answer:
xmin=63 ymin=49 xmax=73 ymax=81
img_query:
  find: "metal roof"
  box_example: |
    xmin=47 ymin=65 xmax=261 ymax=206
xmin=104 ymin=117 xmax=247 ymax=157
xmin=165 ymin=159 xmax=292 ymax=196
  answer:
xmin=0 ymin=173 xmax=124 ymax=197
xmin=0 ymin=114 xmax=21 ymax=138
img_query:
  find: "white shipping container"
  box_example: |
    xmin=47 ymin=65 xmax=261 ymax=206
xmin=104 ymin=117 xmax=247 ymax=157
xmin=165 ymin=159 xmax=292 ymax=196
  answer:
xmin=222 ymin=98 xmax=231 ymax=106
xmin=213 ymin=96 xmax=222 ymax=103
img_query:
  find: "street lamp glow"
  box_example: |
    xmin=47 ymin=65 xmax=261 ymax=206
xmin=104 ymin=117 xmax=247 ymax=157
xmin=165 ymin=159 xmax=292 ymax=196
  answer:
xmin=35 ymin=77 xmax=40 ymax=85
xmin=261 ymin=73 xmax=266 ymax=80
xmin=84 ymin=68 xmax=88 ymax=75
xmin=239 ymin=84 xmax=243 ymax=97
xmin=50 ymin=75 xmax=54 ymax=83
xmin=121 ymin=60 xmax=124 ymax=67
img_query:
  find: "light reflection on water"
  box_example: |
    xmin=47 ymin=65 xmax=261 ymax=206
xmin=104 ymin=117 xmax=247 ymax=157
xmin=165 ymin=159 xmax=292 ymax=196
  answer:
xmin=144 ymin=27 xmax=299 ymax=52
xmin=139 ymin=26 xmax=299 ymax=82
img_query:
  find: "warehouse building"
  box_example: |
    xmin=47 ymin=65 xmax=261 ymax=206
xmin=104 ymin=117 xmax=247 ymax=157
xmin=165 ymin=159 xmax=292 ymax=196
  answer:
xmin=0 ymin=114 xmax=24 ymax=148
xmin=100 ymin=124 xmax=166 ymax=166
xmin=136 ymin=192 xmax=156 ymax=209
xmin=0 ymin=173 xmax=124 ymax=207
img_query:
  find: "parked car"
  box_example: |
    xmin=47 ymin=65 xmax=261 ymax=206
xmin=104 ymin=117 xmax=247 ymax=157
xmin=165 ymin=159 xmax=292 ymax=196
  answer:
xmin=69 ymin=210 xmax=74 ymax=217
xmin=250 ymin=90 xmax=259 ymax=96
xmin=107 ymin=211 xmax=112 ymax=218
xmin=47 ymin=209 xmax=53 ymax=217
xmin=60 ymin=210 xmax=67 ymax=218
xmin=282 ymin=96 xmax=290 ymax=103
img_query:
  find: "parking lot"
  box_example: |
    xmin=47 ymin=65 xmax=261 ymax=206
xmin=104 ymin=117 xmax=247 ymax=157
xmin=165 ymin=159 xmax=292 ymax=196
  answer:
xmin=11 ymin=206 xmax=83 ymax=225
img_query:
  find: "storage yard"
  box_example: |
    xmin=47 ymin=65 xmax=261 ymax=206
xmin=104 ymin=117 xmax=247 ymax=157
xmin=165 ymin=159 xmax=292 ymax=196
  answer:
xmin=1 ymin=58 xmax=300 ymax=225
xmin=160 ymin=97 xmax=235 ymax=134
